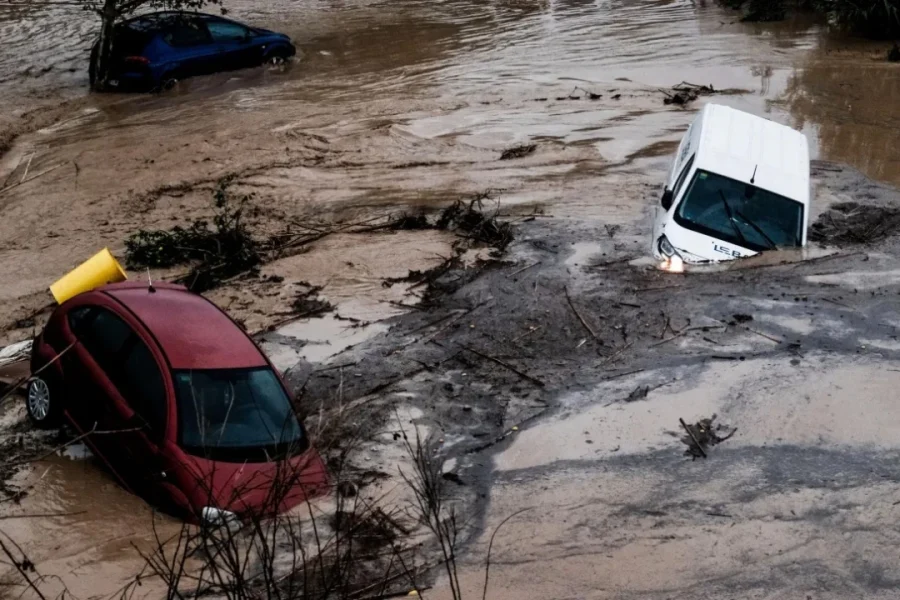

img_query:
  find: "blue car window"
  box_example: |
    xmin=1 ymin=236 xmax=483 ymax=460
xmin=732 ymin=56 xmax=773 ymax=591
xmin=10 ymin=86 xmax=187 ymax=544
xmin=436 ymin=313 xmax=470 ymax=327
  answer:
xmin=206 ymin=20 xmax=250 ymax=43
xmin=163 ymin=20 xmax=211 ymax=47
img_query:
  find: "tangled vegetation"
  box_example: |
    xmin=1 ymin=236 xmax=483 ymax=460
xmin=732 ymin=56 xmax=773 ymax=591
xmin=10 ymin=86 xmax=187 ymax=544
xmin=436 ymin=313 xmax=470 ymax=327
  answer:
xmin=125 ymin=182 xmax=261 ymax=292
xmin=721 ymin=0 xmax=900 ymax=36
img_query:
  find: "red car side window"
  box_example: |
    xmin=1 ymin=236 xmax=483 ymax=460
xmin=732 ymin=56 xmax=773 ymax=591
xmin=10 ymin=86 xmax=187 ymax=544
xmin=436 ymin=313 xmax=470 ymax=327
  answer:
xmin=69 ymin=306 xmax=167 ymax=438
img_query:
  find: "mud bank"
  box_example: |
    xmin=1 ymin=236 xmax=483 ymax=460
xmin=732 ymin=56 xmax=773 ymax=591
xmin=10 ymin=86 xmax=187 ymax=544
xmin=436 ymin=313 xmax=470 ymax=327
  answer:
xmin=281 ymin=162 xmax=900 ymax=599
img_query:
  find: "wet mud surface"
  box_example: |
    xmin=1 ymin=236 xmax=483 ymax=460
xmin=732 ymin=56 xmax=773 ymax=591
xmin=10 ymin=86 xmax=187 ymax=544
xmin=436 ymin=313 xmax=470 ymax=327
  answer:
xmin=3 ymin=0 xmax=900 ymax=596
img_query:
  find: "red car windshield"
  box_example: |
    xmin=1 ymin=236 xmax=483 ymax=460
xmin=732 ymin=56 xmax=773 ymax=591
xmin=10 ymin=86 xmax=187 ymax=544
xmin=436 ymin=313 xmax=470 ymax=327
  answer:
xmin=174 ymin=368 xmax=306 ymax=462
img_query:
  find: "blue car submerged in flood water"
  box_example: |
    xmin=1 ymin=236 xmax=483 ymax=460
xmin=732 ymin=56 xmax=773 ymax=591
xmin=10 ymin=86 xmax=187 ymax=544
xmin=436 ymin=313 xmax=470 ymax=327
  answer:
xmin=90 ymin=11 xmax=296 ymax=91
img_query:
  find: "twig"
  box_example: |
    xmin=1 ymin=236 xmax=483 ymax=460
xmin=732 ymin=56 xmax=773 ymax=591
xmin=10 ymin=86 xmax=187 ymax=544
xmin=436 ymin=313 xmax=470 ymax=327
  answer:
xmin=511 ymin=326 xmax=541 ymax=343
xmin=633 ymin=284 xmax=683 ymax=293
xmin=465 ymin=406 xmax=551 ymax=454
xmin=461 ymin=346 xmax=545 ymax=388
xmin=719 ymin=427 xmax=738 ymax=442
xmin=0 ymin=534 xmax=47 ymax=600
xmin=565 ymin=286 xmax=601 ymax=342
xmin=821 ymin=297 xmax=852 ymax=309
xmin=601 ymin=368 xmax=644 ymax=381
xmin=313 ymin=361 xmax=358 ymax=373
xmin=0 ymin=511 xmax=87 ymax=520
xmin=745 ymin=327 xmax=782 ymax=344
xmin=601 ymin=341 xmax=633 ymax=365
xmin=20 ymin=152 xmax=34 ymax=183
xmin=507 ymin=261 xmax=540 ymax=278
xmin=659 ymin=315 xmax=671 ymax=339
xmin=679 ymin=418 xmax=707 ymax=458
xmin=652 ymin=331 xmax=686 ymax=347
xmin=406 ymin=311 xmax=463 ymax=335
xmin=0 ymin=163 xmax=65 ymax=197
xmin=389 ymin=301 xmax=422 ymax=311
xmin=482 ymin=508 xmax=532 ymax=600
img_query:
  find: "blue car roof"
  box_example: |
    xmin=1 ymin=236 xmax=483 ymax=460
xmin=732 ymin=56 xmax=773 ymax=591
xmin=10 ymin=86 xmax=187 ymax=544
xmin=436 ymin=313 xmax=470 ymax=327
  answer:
xmin=121 ymin=11 xmax=249 ymax=33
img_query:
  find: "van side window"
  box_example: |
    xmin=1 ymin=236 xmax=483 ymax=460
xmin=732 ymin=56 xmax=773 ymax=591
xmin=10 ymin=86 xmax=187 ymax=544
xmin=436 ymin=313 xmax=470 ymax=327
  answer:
xmin=672 ymin=155 xmax=695 ymax=200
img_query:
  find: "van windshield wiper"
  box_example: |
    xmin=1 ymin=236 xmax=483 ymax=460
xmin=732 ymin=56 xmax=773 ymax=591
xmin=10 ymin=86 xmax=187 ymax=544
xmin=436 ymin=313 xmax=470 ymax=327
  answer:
xmin=718 ymin=191 xmax=749 ymax=248
xmin=734 ymin=209 xmax=777 ymax=250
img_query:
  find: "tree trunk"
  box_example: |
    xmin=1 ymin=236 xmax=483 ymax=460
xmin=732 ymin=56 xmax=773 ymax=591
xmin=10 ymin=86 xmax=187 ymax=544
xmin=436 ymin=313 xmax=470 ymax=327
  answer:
xmin=92 ymin=0 xmax=119 ymax=90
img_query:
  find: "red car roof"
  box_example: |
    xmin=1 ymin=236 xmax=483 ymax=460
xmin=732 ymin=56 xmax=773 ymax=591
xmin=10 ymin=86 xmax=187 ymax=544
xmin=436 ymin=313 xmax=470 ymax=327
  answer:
xmin=100 ymin=282 xmax=268 ymax=370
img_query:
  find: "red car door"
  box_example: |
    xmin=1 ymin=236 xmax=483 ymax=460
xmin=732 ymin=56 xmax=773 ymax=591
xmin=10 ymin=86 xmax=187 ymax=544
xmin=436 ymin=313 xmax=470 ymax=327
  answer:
xmin=64 ymin=303 xmax=167 ymax=492
xmin=63 ymin=304 xmax=137 ymax=482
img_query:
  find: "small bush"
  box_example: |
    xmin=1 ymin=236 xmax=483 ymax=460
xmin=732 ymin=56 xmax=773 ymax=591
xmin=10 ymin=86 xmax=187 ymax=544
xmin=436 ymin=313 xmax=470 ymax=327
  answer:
xmin=125 ymin=182 xmax=261 ymax=292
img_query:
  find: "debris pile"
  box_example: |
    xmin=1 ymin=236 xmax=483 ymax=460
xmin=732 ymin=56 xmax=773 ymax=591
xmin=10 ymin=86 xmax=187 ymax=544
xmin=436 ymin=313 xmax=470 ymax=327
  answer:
xmin=125 ymin=182 xmax=260 ymax=292
xmin=679 ymin=414 xmax=737 ymax=459
xmin=385 ymin=193 xmax=514 ymax=252
xmin=389 ymin=213 xmax=430 ymax=230
xmin=662 ymin=82 xmax=716 ymax=106
xmin=500 ymin=144 xmax=537 ymax=161
xmin=436 ymin=194 xmax=514 ymax=251
xmin=548 ymin=86 xmax=603 ymax=101
xmin=810 ymin=201 xmax=900 ymax=245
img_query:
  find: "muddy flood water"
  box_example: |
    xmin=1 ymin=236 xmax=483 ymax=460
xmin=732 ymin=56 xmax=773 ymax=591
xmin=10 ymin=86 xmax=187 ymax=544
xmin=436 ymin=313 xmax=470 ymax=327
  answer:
xmin=2 ymin=0 xmax=900 ymax=597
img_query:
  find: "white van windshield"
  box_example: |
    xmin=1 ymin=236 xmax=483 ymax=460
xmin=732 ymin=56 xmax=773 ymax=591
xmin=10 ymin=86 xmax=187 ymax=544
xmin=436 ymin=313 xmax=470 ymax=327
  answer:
xmin=674 ymin=170 xmax=803 ymax=252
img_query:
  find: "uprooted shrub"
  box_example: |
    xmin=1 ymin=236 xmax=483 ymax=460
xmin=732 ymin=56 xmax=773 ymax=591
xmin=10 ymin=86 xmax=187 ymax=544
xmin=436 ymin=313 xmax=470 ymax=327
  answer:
xmin=125 ymin=182 xmax=261 ymax=292
xmin=436 ymin=192 xmax=515 ymax=251
xmin=388 ymin=192 xmax=515 ymax=252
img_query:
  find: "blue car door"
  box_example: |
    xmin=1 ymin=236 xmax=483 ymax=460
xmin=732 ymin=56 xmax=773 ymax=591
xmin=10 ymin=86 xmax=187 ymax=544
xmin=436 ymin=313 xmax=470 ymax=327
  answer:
xmin=204 ymin=17 xmax=262 ymax=71
xmin=160 ymin=16 xmax=219 ymax=78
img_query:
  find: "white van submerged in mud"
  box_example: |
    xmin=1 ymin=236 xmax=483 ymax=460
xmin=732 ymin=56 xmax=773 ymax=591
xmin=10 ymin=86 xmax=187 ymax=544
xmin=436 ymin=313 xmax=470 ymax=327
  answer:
xmin=652 ymin=103 xmax=810 ymax=271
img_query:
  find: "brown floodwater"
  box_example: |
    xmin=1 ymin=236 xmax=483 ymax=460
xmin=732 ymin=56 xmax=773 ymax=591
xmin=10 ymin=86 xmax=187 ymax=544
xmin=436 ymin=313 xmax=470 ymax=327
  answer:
xmin=2 ymin=0 xmax=900 ymax=595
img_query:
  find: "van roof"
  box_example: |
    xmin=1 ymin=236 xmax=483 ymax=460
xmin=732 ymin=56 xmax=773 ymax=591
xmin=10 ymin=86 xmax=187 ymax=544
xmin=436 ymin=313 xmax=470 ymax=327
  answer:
xmin=695 ymin=104 xmax=809 ymax=206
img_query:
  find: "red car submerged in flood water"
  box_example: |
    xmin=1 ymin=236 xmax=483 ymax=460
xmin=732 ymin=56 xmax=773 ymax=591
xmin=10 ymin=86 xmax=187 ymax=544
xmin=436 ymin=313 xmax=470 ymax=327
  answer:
xmin=27 ymin=281 xmax=327 ymax=522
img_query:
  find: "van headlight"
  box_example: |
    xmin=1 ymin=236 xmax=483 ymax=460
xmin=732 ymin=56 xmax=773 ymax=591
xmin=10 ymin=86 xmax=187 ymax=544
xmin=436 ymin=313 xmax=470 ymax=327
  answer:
xmin=657 ymin=236 xmax=685 ymax=273
xmin=658 ymin=235 xmax=678 ymax=258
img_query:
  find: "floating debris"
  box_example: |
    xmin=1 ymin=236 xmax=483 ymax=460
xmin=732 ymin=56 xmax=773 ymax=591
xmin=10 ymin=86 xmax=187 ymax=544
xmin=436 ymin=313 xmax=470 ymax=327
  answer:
xmin=625 ymin=385 xmax=650 ymax=402
xmin=500 ymin=144 xmax=537 ymax=161
xmin=679 ymin=414 xmax=737 ymax=459
xmin=662 ymin=82 xmax=715 ymax=106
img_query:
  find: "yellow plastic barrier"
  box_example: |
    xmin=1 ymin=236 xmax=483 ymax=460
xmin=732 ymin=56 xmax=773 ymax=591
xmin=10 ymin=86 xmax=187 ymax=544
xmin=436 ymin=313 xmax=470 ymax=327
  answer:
xmin=50 ymin=248 xmax=128 ymax=304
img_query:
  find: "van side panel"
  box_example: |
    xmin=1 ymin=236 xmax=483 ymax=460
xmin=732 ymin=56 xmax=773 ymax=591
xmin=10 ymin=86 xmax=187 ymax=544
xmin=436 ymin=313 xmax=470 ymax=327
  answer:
xmin=667 ymin=109 xmax=703 ymax=190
